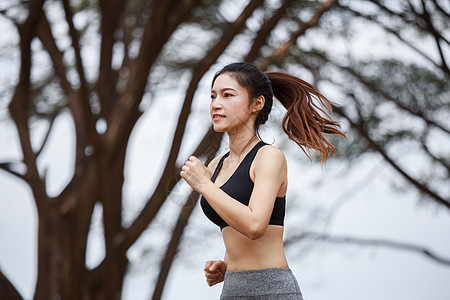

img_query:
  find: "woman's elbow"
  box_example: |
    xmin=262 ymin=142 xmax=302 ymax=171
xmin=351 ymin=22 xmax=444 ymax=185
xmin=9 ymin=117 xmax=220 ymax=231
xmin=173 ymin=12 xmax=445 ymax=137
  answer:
xmin=246 ymin=222 xmax=267 ymax=240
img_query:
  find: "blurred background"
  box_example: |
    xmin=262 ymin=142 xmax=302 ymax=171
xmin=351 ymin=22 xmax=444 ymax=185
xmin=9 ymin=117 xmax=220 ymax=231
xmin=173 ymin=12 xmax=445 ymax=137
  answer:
xmin=0 ymin=0 xmax=449 ymax=299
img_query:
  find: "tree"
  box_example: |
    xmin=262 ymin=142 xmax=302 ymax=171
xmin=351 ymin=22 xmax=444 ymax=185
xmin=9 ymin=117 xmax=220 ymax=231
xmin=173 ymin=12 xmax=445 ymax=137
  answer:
xmin=0 ymin=0 xmax=448 ymax=299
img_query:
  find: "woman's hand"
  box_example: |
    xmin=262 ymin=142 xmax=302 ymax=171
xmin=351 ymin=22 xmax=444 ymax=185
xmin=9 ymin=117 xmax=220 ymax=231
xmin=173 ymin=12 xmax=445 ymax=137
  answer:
xmin=180 ymin=156 xmax=211 ymax=193
xmin=204 ymin=260 xmax=227 ymax=287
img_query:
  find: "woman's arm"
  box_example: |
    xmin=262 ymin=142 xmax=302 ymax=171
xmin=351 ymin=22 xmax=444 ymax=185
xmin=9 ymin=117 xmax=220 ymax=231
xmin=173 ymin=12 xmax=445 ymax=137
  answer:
xmin=181 ymin=146 xmax=287 ymax=239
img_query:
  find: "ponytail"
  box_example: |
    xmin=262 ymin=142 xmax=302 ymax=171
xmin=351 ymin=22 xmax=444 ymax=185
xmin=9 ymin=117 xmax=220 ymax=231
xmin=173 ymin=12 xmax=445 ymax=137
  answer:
xmin=265 ymin=72 xmax=345 ymax=163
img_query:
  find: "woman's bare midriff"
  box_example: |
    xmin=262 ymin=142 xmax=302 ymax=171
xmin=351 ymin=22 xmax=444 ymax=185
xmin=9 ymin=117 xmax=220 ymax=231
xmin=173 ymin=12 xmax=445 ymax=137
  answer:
xmin=222 ymin=225 xmax=289 ymax=272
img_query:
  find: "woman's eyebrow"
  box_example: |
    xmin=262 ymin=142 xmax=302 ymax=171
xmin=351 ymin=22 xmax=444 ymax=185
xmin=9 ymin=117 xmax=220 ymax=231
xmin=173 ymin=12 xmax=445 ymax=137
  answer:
xmin=211 ymin=87 xmax=237 ymax=93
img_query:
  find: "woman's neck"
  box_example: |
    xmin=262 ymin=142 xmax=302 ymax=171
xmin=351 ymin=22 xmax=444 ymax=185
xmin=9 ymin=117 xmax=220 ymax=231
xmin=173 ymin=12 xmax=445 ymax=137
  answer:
xmin=227 ymin=130 xmax=259 ymax=159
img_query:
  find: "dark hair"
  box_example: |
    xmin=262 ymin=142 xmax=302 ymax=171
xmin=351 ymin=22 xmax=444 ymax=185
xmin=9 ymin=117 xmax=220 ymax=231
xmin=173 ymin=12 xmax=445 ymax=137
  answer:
xmin=212 ymin=62 xmax=345 ymax=162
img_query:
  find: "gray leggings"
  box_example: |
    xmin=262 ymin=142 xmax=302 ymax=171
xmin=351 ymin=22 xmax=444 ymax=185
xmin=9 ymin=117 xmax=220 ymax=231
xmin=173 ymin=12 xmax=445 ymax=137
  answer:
xmin=220 ymin=268 xmax=303 ymax=300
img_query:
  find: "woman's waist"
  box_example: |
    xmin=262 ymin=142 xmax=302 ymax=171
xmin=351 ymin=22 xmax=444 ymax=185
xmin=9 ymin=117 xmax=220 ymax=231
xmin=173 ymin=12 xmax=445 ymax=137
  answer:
xmin=226 ymin=255 xmax=289 ymax=272
xmin=222 ymin=225 xmax=287 ymax=271
xmin=224 ymin=242 xmax=288 ymax=271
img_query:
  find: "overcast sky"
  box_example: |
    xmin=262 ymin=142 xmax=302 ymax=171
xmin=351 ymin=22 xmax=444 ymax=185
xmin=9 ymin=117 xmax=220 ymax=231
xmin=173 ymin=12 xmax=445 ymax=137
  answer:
xmin=1 ymin=2 xmax=450 ymax=299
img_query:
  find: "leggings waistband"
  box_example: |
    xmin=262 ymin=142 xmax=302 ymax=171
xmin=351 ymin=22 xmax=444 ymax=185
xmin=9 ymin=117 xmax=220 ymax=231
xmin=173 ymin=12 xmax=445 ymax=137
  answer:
xmin=220 ymin=268 xmax=303 ymax=300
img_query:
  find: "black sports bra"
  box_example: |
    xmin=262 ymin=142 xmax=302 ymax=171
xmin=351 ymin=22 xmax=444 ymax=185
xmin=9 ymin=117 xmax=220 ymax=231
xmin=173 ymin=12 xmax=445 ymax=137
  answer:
xmin=200 ymin=141 xmax=286 ymax=230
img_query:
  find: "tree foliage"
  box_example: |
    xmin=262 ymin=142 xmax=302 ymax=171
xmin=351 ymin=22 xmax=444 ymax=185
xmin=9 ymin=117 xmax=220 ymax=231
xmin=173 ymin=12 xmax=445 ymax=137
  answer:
xmin=0 ymin=0 xmax=448 ymax=299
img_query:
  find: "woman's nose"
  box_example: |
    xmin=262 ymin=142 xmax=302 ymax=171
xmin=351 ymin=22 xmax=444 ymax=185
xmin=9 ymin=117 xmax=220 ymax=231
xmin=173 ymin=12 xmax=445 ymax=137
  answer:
xmin=211 ymin=98 xmax=222 ymax=110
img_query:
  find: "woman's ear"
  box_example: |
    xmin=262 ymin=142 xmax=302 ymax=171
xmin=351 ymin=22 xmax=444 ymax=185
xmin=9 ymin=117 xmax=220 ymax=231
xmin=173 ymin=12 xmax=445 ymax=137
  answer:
xmin=252 ymin=95 xmax=265 ymax=113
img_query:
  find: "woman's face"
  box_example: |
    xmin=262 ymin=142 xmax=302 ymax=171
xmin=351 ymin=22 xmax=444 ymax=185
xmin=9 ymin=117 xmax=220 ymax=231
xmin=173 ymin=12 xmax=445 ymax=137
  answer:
xmin=210 ymin=73 xmax=255 ymax=134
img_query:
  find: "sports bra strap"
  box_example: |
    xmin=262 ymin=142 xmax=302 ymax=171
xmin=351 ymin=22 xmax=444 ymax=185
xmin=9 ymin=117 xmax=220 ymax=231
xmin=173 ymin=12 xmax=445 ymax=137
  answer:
xmin=211 ymin=152 xmax=229 ymax=182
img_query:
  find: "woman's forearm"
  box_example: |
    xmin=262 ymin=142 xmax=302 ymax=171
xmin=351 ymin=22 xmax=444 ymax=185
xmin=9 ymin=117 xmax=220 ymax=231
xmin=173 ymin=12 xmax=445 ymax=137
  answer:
xmin=201 ymin=181 xmax=266 ymax=239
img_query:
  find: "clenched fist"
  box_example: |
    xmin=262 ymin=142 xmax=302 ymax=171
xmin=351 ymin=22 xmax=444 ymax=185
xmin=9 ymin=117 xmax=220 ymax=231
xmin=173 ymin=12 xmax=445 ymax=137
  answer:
xmin=204 ymin=260 xmax=227 ymax=287
xmin=180 ymin=156 xmax=211 ymax=193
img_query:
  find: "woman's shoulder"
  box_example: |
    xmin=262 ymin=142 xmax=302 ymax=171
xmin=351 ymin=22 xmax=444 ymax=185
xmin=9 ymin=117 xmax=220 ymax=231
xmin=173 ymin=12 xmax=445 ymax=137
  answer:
xmin=255 ymin=144 xmax=287 ymax=166
xmin=259 ymin=144 xmax=285 ymax=158
xmin=250 ymin=143 xmax=287 ymax=180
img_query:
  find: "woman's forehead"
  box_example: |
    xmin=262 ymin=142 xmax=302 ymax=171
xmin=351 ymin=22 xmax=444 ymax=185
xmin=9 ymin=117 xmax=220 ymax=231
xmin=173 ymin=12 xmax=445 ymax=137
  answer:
xmin=212 ymin=73 xmax=244 ymax=92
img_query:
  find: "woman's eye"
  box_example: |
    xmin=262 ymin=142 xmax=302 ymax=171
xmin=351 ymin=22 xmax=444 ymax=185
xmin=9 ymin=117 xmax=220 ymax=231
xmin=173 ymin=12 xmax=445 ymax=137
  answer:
xmin=211 ymin=95 xmax=216 ymax=100
xmin=224 ymin=93 xmax=232 ymax=97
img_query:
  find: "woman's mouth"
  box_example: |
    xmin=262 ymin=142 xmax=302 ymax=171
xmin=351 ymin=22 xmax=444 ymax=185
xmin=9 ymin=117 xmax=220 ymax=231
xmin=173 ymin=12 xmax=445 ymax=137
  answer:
xmin=212 ymin=114 xmax=226 ymax=120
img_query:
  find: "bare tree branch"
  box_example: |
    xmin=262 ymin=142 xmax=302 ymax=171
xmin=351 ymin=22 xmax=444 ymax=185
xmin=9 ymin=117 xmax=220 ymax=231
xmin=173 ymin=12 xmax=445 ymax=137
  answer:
xmin=368 ymin=0 xmax=450 ymax=46
xmin=97 ymin=0 xmax=126 ymax=118
xmin=260 ymin=0 xmax=337 ymax=70
xmin=151 ymin=127 xmax=223 ymax=299
xmin=342 ymin=2 xmax=449 ymax=76
xmin=0 ymin=269 xmax=23 ymax=300
xmin=292 ymin=231 xmax=450 ymax=266
xmin=151 ymin=190 xmax=200 ymax=300
xmin=36 ymin=15 xmax=73 ymax=95
xmin=334 ymin=104 xmax=450 ymax=211
xmin=324 ymin=159 xmax=385 ymax=230
xmin=310 ymin=50 xmax=450 ymax=135
xmin=36 ymin=9 xmax=92 ymax=179
xmin=35 ymin=111 xmax=58 ymax=157
xmin=8 ymin=0 xmax=48 ymax=211
xmin=104 ymin=0 xmax=203 ymax=162
xmin=419 ymin=134 xmax=450 ymax=175
xmin=430 ymin=0 xmax=450 ymax=18
xmin=419 ymin=0 xmax=450 ymax=75
xmin=62 ymin=0 xmax=98 ymax=147
xmin=245 ymin=0 xmax=295 ymax=63
xmin=0 ymin=162 xmax=26 ymax=181
xmin=117 ymin=1 xmax=150 ymax=72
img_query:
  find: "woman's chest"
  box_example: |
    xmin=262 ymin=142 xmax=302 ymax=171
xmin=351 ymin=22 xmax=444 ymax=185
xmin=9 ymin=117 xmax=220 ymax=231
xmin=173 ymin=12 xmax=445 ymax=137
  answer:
xmin=213 ymin=158 xmax=240 ymax=187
